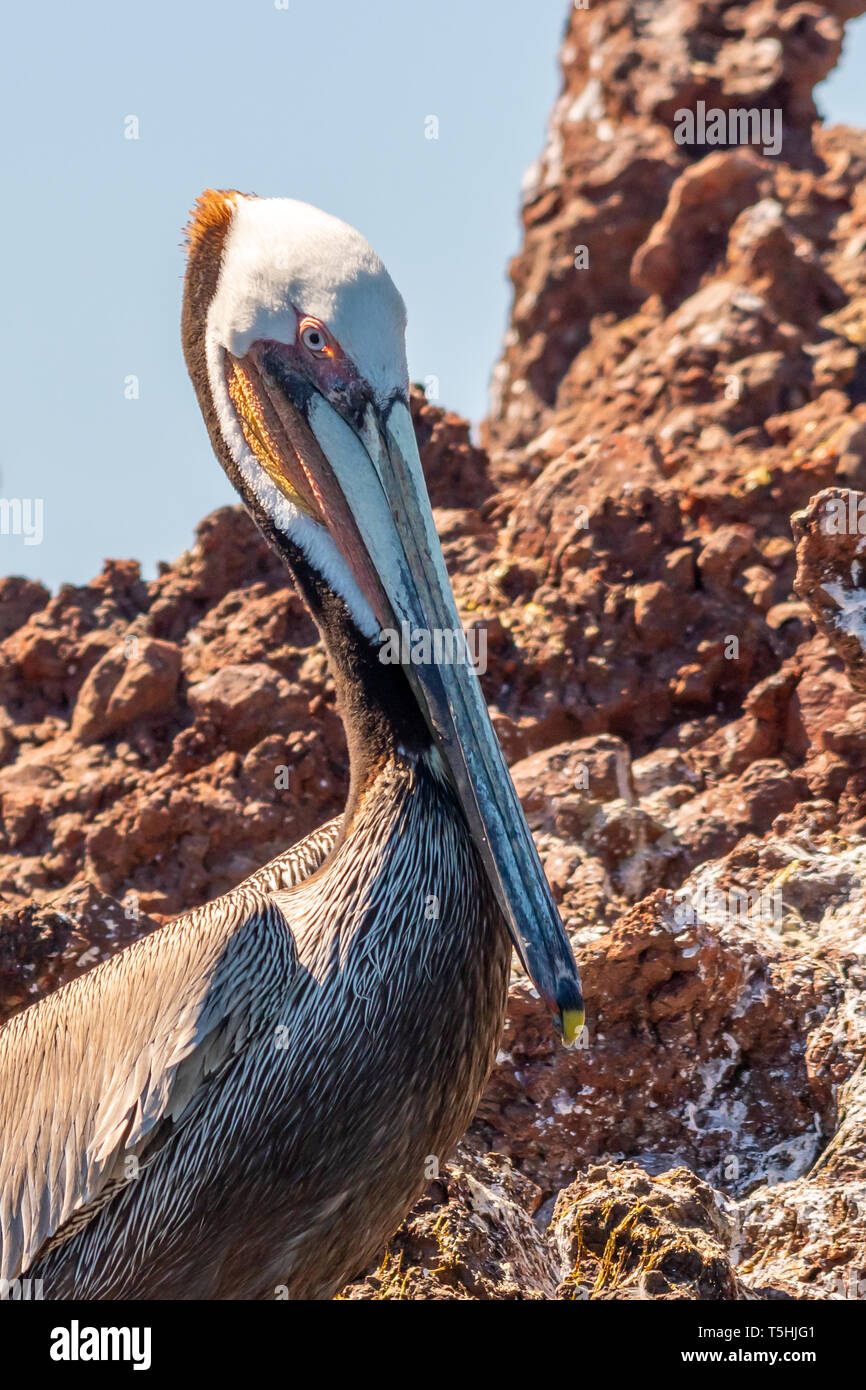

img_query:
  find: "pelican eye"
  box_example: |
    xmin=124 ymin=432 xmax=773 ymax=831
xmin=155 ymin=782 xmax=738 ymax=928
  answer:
xmin=300 ymin=322 xmax=331 ymax=356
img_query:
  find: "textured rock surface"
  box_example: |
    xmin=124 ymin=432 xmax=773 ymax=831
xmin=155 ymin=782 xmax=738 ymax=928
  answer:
xmin=550 ymin=1162 xmax=752 ymax=1300
xmin=339 ymin=1147 xmax=559 ymax=1300
xmin=3 ymin=0 xmax=866 ymax=1299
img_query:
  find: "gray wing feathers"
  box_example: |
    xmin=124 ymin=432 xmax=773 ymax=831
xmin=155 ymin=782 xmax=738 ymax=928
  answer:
xmin=0 ymin=815 xmax=338 ymax=1281
xmin=0 ymin=889 xmax=296 ymax=1282
xmin=0 ymin=815 xmax=339 ymax=1280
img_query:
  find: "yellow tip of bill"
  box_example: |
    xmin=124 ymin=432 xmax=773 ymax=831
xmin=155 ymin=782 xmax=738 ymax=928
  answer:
xmin=560 ymin=1007 xmax=585 ymax=1047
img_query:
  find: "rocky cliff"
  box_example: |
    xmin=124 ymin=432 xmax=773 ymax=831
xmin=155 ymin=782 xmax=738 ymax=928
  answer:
xmin=3 ymin=0 xmax=866 ymax=1299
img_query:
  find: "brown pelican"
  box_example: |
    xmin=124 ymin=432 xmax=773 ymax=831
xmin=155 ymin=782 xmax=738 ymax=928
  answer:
xmin=0 ymin=190 xmax=582 ymax=1300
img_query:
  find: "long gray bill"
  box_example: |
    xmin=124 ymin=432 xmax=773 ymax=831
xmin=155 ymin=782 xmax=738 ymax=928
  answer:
xmin=341 ymin=397 xmax=584 ymax=1043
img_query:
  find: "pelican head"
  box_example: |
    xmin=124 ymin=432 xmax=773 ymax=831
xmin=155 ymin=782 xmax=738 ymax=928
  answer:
xmin=181 ymin=189 xmax=583 ymax=1043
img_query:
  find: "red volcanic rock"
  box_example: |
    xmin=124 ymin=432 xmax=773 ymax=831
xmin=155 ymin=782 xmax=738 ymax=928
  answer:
xmin=485 ymin=0 xmax=862 ymax=457
xmin=725 ymin=197 xmax=846 ymax=330
xmin=187 ymin=662 xmax=304 ymax=747
xmin=696 ymin=524 xmax=757 ymax=595
xmin=632 ymin=150 xmax=767 ymax=301
xmin=510 ymin=735 xmax=634 ymax=834
xmin=72 ymin=637 xmax=182 ymax=744
xmin=793 ymin=487 xmax=866 ymax=693
xmin=0 ymin=577 xmax=50 ymax=643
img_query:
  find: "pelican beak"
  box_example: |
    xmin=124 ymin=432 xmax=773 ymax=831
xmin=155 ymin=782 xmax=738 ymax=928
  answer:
xmin=229 ymin=345 xmax=584 ymax=1044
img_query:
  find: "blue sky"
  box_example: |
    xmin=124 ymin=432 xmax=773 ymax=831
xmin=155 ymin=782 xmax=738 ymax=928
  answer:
xmin=2 ymin=0 xmax=864 ymax=589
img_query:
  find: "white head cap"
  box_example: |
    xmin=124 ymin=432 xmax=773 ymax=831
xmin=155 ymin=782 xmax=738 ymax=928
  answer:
xmin=207 ymin=196 xmax=409 ymax=403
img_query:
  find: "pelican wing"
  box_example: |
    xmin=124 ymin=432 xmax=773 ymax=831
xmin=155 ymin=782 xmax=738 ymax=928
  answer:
xmin=236 ymin=816 xmax=341 ymax=893
xmin=0 ymin=884 xmax=301 ymax=1282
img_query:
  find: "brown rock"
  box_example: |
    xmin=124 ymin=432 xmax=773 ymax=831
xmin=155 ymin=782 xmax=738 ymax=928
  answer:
xmin=0 ymin=577 xmax=51 ymax=643
xmin=340 ymin=1147 xmax=558 ymax=1300
xmin=551 ymin=1163 xmax=749 ymax=1300
xmin=187 ymin=662 xmax=297 ymax=747
xmin=72 ymin=638 xmax=182 ymax=744
xmin=511 ymin=736 xmax=634 ymax=834
xmin=632 ymin=150 xmax=766 ymax=301
xmin=793 ymin=487 xmax=866 ymax=693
